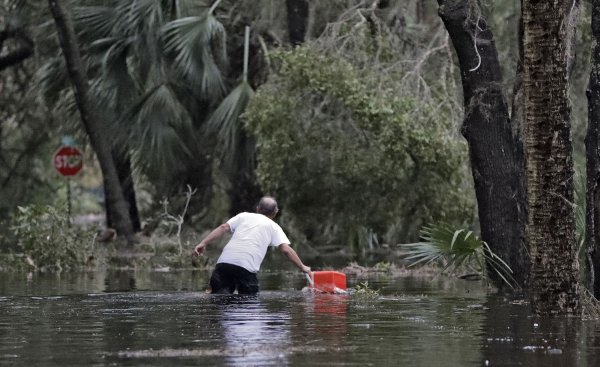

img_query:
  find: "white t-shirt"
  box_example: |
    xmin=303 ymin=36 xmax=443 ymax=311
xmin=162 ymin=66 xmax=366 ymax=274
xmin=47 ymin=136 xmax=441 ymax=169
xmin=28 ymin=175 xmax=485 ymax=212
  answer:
xmin=217 ymin=212 xmax=290 ymax=273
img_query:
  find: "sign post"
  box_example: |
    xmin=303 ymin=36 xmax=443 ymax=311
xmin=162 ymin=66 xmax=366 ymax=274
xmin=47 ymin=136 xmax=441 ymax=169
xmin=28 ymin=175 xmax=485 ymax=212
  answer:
xmin=53 ymin=144 xmax=83 ymax=221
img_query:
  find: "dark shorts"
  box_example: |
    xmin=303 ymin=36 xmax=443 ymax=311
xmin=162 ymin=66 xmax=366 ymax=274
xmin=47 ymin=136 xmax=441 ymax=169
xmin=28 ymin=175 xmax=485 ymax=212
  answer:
xmin=209 ymin=263 xmax=259 ymax=295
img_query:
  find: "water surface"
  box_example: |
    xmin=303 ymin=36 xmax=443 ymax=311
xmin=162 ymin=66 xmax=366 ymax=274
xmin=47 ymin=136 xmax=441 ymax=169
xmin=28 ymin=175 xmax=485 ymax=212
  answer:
xmin=1 ymin=269 xmax=599 ymax=366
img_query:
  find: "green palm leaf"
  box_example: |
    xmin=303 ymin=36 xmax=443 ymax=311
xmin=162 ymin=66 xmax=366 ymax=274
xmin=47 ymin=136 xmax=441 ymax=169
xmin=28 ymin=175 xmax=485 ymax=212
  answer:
xmin=118 ymin=0 xmax=165 ymax=34
xmin=205 ymin=81 xmax=254 ymax=170
xmin=162 ymin=12 xmax=227 ymax=98
xmin=39 ymin=0 xmax=231 ymax=188
xmin=37 ymin=57 xmax=68 ymax=106
xmin=126 ymin=83 xmax=195 ymax=177
xmin=73 ymin=6 xmax=118 ymax=42
xmin=401 ymin=223 xmax=517 ymax=289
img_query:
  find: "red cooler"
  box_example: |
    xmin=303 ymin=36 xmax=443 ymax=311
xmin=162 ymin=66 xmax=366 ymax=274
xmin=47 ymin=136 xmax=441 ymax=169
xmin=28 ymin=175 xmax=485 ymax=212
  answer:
xmin=310 ymin=271 xmax=347 ymax=293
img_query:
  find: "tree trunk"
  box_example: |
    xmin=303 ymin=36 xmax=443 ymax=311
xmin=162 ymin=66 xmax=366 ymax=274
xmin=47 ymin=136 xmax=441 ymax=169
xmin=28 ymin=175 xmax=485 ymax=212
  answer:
xmin=437 ymin=0 xmax=528 ymax=288
xmin=106 ymin=152 xmax=141 ymax=232
xmin=47 ymin=0 xmax=136 ymax=244
xmin=227 ymin=131 xmax=262 ymax=217
xmin=228 ymin=170 xmax=262 ymax=216
xmin=586 ymin=0 xmax=600 ymax=299
xmin=523 ymin=0 xmax=580 ymax=315
xmin=286 ymin=0 xmax=309 ymax=46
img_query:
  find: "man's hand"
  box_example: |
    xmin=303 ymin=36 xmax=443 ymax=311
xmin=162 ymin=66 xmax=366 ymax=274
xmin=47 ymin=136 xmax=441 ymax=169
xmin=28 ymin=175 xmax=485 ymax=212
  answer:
xmin=301 ymin=265 xmax=311 ymax=274
xmin=193 ymin=242 xmax=207 ymax=257
xmin=192 ymin=223 xmax=230 ymax=257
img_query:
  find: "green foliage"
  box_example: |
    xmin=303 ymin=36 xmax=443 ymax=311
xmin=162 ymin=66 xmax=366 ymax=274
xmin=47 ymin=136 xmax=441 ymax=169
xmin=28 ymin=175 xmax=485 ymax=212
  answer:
xmin=9 ymin=205 xmax=96 ymax=272
xmin=373 ymin=261 xmax=393 ymax=273
xmin=0 ymin=1 xmax=62 ymax=226
xmin=353 ymin=281 xmax=380 ymax=299
xmin=244 ymin=46 xmax=474 ymax=248
xmin=38 ymin=0 xmax=231 ymax=192
xmin=400 ymin=223 xmax=517 ymax=289
xmin=206 ymin=80 xmax=255 ymax=172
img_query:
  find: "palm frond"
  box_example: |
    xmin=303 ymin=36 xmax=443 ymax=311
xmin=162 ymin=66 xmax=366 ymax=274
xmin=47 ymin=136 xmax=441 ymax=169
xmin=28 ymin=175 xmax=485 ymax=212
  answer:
xmin=402 ymin=241 xmax=445 ymax=266
xmin=167 ymin=0 xmax=209 ymax=18
xmin=162 ymin=12 xmax=227 ymax=98
xmin=205 ymin=81 xmax=254 ymax=169
xmin=400 ymin=223 xmax=517 ymax=289
xmin=126 ymin=83 xmax=196 ymax=179
xmin=100 ymin=38 xmax=136 ymax=88
xmin=72 ymin=6 xmax=118 ymax=42
xmin=87 ymin=78 xmax=129 ymax=150
xmin=36 ymin=57 xmax=68 ymax=106
xmin=117 ymin=0 xmax=165 ymax=34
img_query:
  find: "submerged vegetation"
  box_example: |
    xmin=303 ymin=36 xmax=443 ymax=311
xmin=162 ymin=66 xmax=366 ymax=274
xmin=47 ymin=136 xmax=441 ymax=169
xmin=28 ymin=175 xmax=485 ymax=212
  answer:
xmin=352 ymin=281 xmax=381 ymax=299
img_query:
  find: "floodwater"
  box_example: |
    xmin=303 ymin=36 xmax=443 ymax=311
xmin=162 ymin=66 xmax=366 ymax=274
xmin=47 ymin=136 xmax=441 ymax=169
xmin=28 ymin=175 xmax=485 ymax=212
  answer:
xmin=1 ymin=268 xmax=600 ymax=366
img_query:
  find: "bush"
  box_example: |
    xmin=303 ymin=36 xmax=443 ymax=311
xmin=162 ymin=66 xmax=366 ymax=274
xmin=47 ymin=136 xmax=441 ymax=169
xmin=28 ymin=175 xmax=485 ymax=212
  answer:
xmin=244 ymin=47 xmax=474 ymax=249
xmin=9 ymin=204 xmax=96 ymax=271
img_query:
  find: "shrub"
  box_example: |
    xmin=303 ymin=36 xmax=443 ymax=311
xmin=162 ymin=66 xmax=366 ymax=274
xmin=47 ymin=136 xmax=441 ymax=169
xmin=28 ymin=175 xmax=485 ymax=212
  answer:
xmin=9 ymin=204 xmax=96 ymax=271
xmin=244 ymin=47 xmax=474 ymax=249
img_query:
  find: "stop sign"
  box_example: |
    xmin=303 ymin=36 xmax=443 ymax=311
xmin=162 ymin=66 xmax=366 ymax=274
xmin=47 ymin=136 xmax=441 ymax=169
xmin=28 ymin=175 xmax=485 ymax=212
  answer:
xmin=53 ymin=146 xmax=83 ymax=176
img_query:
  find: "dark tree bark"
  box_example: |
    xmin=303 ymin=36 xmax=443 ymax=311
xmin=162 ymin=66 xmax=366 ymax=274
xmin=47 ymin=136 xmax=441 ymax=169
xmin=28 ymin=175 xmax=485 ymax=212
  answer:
xmin=523 ymin=0 xmax=580 ymax=315
xmin=226 ymin=130 xmax=262 ymax=216
xmin=105 ymin=152 xmax=141 ymax=232
xmin=224 ymin=27 xmax=266 ymax=217
xmin=586 ymin=0 xmax=600 ymax=299
xmin=47 ymin=0 xmax=136 ymax=244
xmin=286 ymin=0 xmax=309 ymax=46
xmin=437 ymin=0 xmax=528 ymax=288
xmin=227 ymin=129 xmax=261 ymax=216
xmin=0 ymin=26 xmax=34 ymax=71
xmin=228 ymin=170 xmax=262 ymax=215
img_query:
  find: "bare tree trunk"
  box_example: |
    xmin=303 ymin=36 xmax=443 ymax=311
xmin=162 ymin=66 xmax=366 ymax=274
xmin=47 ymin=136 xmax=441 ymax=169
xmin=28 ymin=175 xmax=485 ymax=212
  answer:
xmin=586 ymin=0 xmax=600 ymax=299
xmin=437 ymin=0 xmax=528 ymax=288
xmin=47 ymin=0 xmax=135 ymax=244
xmin=286 ymin=0 xmax=309 ymax=46
xmin=106 ymin=152 xmax=141 ymax=233
xmin=523 ymin=0 xmax=580 ymax=315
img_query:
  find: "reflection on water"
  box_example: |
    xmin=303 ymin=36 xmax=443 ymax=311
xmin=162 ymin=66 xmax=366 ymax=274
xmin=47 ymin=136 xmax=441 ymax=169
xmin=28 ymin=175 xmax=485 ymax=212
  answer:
xmin=1 ymin=270 xmax=600 ymax=366
xmin=217 ymin=296 xmax=291 ymax=366
xmin=481 ymin=295 xmax=597 ymax=367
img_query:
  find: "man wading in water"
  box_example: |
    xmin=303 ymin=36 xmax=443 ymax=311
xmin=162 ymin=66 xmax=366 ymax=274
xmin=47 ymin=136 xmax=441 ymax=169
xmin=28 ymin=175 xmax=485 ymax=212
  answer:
xmin=192 ymin=196 xmax=311 ymax=294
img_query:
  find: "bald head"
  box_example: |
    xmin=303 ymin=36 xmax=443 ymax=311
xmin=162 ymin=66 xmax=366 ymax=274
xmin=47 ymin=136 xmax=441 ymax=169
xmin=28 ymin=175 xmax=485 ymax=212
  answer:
xmin=256 ymin=196 xmax=279 ymax=218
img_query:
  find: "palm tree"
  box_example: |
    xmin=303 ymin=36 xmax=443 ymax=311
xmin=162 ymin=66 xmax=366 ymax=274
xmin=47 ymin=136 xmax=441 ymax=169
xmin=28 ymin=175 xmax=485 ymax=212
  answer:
xmin=40 ymin=0 xmax=258 ymax=225
xmin=77 ymin=0 xmax=226 ymax=189
xmin=522 ymin=0 xmax=580 ymax=315
xmin=47 ymin=0 xmax=136 ymax=243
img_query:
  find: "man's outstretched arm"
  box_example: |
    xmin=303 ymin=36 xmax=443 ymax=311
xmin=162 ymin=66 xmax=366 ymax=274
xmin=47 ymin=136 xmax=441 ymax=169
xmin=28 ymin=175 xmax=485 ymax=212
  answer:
xmin=279 ymin=243 xmax=311 ymax=273
xmin=193 ymin=223 xmax=230 ymax=256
